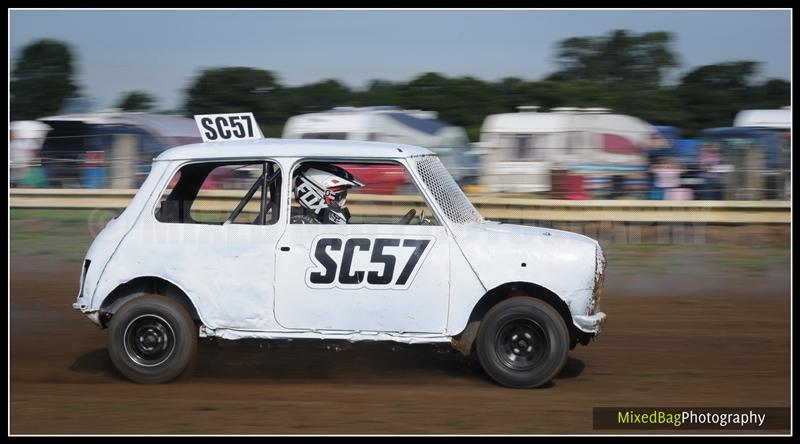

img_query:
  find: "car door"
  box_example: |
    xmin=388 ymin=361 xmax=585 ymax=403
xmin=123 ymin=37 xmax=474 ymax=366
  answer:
xmin=133 ymin=160 xmax=284 ymax=331
xmin=273 ymin=160 xmax=450 ymax=334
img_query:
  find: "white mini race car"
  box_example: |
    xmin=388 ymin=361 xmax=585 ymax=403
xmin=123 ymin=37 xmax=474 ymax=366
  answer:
xmin=73 ymin=113 xmax=607 ymax=388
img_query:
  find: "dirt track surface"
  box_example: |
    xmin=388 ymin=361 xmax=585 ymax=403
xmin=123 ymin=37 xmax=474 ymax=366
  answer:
xmin=10 ymin=257 xmax=790 ymax=435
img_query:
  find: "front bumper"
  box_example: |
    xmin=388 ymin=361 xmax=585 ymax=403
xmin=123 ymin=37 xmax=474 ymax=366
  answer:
xmin=578 ymin=244 xmax=608 ymax=336
xmin=573 ymin=311 xmax=607 ymax=335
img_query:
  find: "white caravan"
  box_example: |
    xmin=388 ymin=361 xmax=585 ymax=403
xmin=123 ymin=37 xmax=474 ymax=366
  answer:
xmin=734 ymin=107 xmax=792 ymax=130
xmin=479 ymin=107 xmax=656 ymax=194
xmin=733 ymin=106 xmax=791 ymax=199
xmin=282 ymin=106 xmax=470 ymax=182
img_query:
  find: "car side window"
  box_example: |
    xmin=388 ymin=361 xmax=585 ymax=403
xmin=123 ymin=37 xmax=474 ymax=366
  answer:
xmin=289 ymin=160 xmax=438 ymax=226
xmin=156 ymin=161 xmax=281 ymax=225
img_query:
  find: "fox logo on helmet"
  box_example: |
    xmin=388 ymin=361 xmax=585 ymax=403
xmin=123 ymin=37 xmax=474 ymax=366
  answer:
xmin=294 ymin=164 xmax=364 ymax=224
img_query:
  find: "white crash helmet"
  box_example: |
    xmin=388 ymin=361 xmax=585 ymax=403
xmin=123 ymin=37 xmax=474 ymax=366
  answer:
xmin=294 ymin=163 xmax=364 ymax=224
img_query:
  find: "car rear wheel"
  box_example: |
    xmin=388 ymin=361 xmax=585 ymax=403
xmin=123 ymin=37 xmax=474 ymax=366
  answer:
xmin=475 ymin=297 xmax=569 ymax=388
xmin=107 ymin=295 xmax=197 ymax=384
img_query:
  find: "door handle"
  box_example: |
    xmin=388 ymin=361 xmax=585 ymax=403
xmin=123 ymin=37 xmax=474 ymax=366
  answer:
xmin=280 ymin=246 xmax=290 ymax=252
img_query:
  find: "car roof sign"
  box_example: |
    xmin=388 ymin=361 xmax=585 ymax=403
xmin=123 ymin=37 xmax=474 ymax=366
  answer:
xmin=193 ymin=113 xmax=264 ymax=143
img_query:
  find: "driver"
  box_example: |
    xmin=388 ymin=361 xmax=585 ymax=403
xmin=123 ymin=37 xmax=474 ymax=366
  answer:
xmin=292 ymin=163 xmax=364 ymax=224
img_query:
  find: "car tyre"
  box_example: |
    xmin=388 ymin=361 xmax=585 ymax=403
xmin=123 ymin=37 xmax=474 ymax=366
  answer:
xmin=475 ymin=297 xmax=569 ymax=388
xmin=107 ymin=294 xmax=198 ymax=384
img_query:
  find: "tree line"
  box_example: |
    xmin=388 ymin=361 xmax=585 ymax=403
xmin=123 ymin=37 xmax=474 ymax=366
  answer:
xmin=11 ymin=30 xmax=790 ymax=140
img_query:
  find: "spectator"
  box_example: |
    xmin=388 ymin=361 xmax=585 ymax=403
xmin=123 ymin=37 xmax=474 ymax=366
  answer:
xmin=650 ymin=157 xmax=684 ymax=200
xmin=644 ymin=133 xmax=670 ymax=199
xmin=698 ymin=142 xmax=723 ymax=200
xmin=649 ymin=158 xmax=666 ymax=200
xmin=80 ymin=151 xmax=107 ymax=188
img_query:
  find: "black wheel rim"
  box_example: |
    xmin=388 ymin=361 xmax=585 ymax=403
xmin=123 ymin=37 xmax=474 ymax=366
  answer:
xmin=494 ymin=318 xmax=548 ymax=371
xmin=123 ymin=314 xmax=176 ymax=367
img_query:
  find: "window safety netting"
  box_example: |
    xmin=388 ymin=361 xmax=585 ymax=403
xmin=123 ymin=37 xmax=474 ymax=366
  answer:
xmin=413 ymin=155 xmax=483 ymax=224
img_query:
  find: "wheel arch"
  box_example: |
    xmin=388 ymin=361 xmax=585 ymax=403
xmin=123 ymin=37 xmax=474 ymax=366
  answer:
xmin=98 ymin=276 xmax=203 ymax=328
xmin=451 ymin=281 xmax=584 ymax=355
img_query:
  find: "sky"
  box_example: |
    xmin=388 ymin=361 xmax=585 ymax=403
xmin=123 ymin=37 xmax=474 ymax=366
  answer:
xmin=9 ymin=9 xmax=792 ymax=111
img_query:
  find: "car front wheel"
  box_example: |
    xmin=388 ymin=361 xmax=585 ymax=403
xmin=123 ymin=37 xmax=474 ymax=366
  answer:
xmin=475 ymin=297 xmax=569 ymax=388
xmin=107 ymin=295 xmax=197 ymax=384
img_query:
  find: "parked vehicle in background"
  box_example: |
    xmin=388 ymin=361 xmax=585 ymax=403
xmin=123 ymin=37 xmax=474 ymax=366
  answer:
xmin=479 ymin=107 xmax=655 ymax=199
xmin=697 ymin=127 xmax=789 ymax=200
xmin=733 ymin=106 xmax=791 ymax=199
xmin=734 ymin=107 xmax=792 ymax=131
xmin=37 ymin=111 xmax=201 ymax=189
xmin=282 ymin=106 xmax=471 ymax=193
xmin=460 ymin=142 xmax=488 ymax=192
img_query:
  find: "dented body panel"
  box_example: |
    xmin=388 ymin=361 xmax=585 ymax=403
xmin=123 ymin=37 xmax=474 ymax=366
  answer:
xmin=448 ymin=222 xmax=606 ymax=334
xmin=75 ymin=138 xmax=606 ymax=345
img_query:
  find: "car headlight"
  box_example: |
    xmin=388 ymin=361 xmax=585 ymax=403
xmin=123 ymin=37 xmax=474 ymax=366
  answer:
xmin=592 ymin=247 xmax=607 ymax=313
